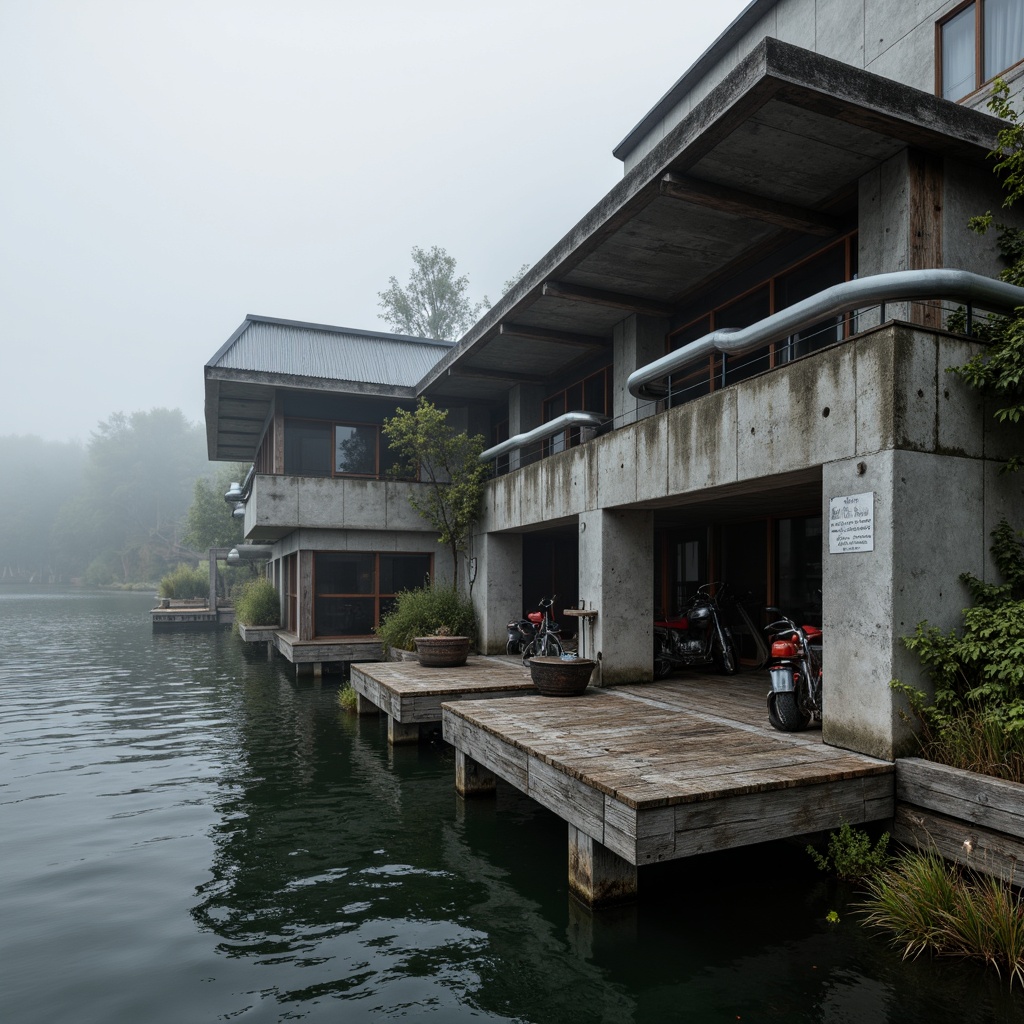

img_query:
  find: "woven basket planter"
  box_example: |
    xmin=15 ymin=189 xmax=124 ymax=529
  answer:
xmin=529 ymin=657 xmax=596 ymax=696
xmin=413 ymin=636 xmax=471 ymax=668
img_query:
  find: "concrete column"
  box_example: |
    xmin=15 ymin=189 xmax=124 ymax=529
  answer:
xmin=579 ymin=509 xmax=654 ymax=685
xmin=568 ymin=825 xmax=637 ymax=907
xmin=455 ymin=750 xmax=497 ymax=796
xmin=473 ymin=532 xmax=523 ymax=654
xmin=822 ymin=449 xmax=989 ymax=760
xmin=613 ymin=314 xmax=669 ymax=427
xmin=508 ymin=384 xmax=546 ymax=471
xmin=299 ymin=550 xmax=314 ymax=641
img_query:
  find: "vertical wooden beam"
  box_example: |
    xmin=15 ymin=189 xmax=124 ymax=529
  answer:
xmin=388 ymin=717 xmax=421 ymax=746
xmin=908 ymin=149 xmax=944 ymax=328
xmin=455 ymin=750 xmax=497 ymax=796
xmin=568 ymin=825 xmax=637 ymax=906
xmin=299 ymin=550 xmax=314 ymax=641
xmin=355 ymin=692 xmax=380 ymax=716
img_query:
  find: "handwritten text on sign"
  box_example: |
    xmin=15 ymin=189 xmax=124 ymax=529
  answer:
xmin=829 ymin=492 xmax=874 ymax=553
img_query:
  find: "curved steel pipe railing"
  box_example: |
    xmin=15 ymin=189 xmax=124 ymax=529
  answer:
xmin=479 ymin=411 xmax=609 ymax=463
xmin=627 ymin=269 xmax=1024 ymax=401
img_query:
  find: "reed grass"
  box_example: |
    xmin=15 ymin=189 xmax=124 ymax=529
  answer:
xmin=860 ymin=850 xmax=1024 ymax=987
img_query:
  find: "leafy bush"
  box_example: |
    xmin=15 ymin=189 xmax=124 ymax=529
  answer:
xmin=338 ymin=685 xmax=357 ymax=712
xmin=807 ymin=822 xmax=891 ymax=882
xmin=893 ymin=519 xmax=1024 ymax=782
xmin=860 ymin=849 xmax=1024 ymax=988
xmin=375 ymin=584 xmax=476 ymax=653
xmin=158 ymin=562 xmax=208 ymax=599
xmin=233 ymin=577 xmax=280 ymax=626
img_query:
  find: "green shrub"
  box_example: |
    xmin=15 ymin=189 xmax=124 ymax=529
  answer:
xmin=234 ymin=577 xmax=280 ymax=626
xmin=375 ymin=584 xmax=476 ymax=653
xmin=158 ymin=562 xmax=209 ymax=600
xmin=893 ymin=519 xmax=1024 ymax=782
xmin=338 ymin=685 xmax=357 ymax=712
xmin=860 ymin=849 xmax=1024 ymax=988
xmin=807 ymin=822 xmax=891 ymax=881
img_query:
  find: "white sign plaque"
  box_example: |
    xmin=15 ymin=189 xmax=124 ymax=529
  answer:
xmin=829 ymin=492 xmax=874 ymax=553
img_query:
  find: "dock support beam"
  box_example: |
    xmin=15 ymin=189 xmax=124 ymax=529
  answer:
xmin=455 ymin=750 xmax=497 ymax=797
xmin=354 ymin=693 xmax=379 ymax=716
xmin=568 ymin=825 xmax=637 ymax=907
xmin=387 ymin=718 xmax=421 ymax=746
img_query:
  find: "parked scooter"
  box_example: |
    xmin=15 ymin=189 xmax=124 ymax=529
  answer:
xmin=653 ymin=582 xmax=739 ymax=678
xmin=507 ymin=596 xmax=564 ymax=662
xmin=763 ymin=607 xmax=822 ymax=731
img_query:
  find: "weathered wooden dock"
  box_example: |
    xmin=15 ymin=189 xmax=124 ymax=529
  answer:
xmin=350 ymin=656 xmax=536 ymax=745
xmin=442 ymin=673 xmax=894 ymax=906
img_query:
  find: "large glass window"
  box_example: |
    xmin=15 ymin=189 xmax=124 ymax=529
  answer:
xmin=313 ymin=552 xmax=431 ymax=637
xmin=541 ymin=367 xmax=610 ymax=457
xmin=667 ymin=234 xmax=856 ymax=408
xmin=940 ymin=0 xmax=1024 ymax=101
xmin=284 ymin=419 xmax=410 ymax=479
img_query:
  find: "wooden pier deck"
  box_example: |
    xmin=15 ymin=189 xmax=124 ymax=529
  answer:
xmin=442 ymin=672 xmax=894 ymax=905
xmin=350 ymin=656 xmax=536 ymax=745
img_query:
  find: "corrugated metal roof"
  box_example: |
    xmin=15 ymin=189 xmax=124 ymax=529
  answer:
xmin=210 ymin=316 xmax=452 ymax=388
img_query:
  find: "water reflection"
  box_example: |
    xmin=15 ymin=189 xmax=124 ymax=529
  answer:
xmin=0 ymin=588 xmax=1019 ymax=1023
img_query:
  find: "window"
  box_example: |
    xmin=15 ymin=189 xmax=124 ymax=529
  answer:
xmin=939 ymin=0 xmax=1024 ymax=102
xmin=541 ymin=367 xmax=610 ymax=457
xmin=313 ymin=552 xmax=431 ymax=637
xmin=666 ymin=234 xmax=857 ymax=408
xmin=284 ymin=419 xmax=412 ymax=479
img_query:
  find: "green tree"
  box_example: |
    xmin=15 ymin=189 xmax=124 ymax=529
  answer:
xmin=382 ymin=399 xmax=487 ymax=589
xmin=950 ymin=80 xmax=1024 ymax=471
xmin=55 ymin=409 xmax=209 ymax=582
xmin=181 ymin=464 xmax=247 ymax=553
xmin=0 ymin=434 xmax=85 ymax=581
xmin=378 ymin=245 xmax=484 ymax=341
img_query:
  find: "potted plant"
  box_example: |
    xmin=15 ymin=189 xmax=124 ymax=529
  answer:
xmin=413 ymin=625 xmax=471 ymax=668
xmin=529 ymin=655 xmax=596 ymax=696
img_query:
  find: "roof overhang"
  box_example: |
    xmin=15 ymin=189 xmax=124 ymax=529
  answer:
xmin=417 ymin=37 xmax=1005 ymax=405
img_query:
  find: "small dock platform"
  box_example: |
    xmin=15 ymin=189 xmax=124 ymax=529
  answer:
xmin=350 ymin=656 xmax=535 ymax=745
xmin=151 ymin=600 xmax=233 ymax=631
xmin=442 ymin=673 xmax=894 ymax=905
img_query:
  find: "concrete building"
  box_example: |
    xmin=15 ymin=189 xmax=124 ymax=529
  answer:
xmin=205 ymin=0 xmax=1024 ymax=757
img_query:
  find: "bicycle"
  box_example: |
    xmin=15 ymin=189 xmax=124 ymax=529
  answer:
xmin=520 ymin=596 xmax=563 ymax=664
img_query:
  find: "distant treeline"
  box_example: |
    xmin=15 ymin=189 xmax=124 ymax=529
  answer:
xmin=0 ymin=409 xmax=244 ymax=586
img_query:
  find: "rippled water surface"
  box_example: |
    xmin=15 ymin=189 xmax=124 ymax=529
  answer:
xmin=1 ymin=587 xmax=1020 ymax=1022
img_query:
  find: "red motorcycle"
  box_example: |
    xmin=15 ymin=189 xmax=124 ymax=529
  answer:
xmin=653 ymin=582 xmax=738 ymax=678
xmin=764 ymin=607 xmax=822 ymax=731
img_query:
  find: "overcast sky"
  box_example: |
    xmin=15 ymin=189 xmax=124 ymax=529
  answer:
xmin=1 ymin=0 xmax=750 ymax=446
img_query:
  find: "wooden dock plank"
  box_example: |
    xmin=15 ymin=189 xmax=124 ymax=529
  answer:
xmin=441 ymin=673 xmax=894 ymax=869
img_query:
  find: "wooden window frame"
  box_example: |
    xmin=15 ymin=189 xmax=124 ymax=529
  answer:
xmin=541 ymin=366 xmax=611 ymax=457
xmin=936 ymin=0 xmax=1024 ymax=101
xmin=312 ymin=551 xmax=434 ymax=639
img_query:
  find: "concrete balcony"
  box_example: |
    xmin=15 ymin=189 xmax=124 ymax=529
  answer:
xmin=243 ymin=474 xmax=433 ymax=542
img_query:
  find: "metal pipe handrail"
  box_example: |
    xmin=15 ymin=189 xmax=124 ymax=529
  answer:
xmin=627 ymin=269 xmax=1024 ymax=400
xmin=224 ymin=464 xmax=256 ymax=504
xmin=479 ymin=411 xmax=609 ymax=463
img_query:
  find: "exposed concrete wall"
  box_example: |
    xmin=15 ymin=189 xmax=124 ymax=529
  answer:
xmin=622 ymin=0 xmax=994 ymax=173
xmin=578 ymin=509 xmax=654 ymax=686
xmin=478 ymin=323 xmax=1020 ymax=755
xmin=245 ymin=476 xmax=437 ymax=539
xmin=508 ymin=384 xmax=546 ymax=472
xmin=472 ymin=532 xmax=523 ymax=654
xmin=613 ymin=314 xmax=669 ymax=427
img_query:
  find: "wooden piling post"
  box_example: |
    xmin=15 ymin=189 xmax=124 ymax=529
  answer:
xmin=455 ymin=750 xmax=497 ymax=797
xmin=568 ymin=825 xmax=637 ymax=907
xmin=387 ymin=717 xmax=421 ymax=746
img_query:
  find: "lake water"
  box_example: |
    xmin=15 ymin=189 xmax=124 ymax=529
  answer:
xmin=1 ymin=588 xmax=1020 ymax=1023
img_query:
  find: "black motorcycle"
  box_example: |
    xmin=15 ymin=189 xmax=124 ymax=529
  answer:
xmin=653 ymin=582 xmax=739 ymax=678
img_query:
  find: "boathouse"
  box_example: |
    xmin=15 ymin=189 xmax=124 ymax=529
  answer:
xmin=205 ymin=0 xmax=1024 ymax=766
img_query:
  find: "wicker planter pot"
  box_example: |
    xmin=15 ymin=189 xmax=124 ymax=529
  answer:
xmin=413 ymin=636 xmax=471 ymax=668
xmin=529 ymin=657 xmax=596 ymax=696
